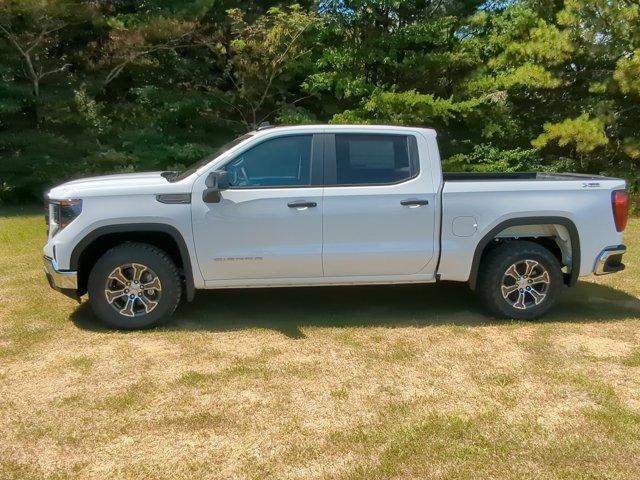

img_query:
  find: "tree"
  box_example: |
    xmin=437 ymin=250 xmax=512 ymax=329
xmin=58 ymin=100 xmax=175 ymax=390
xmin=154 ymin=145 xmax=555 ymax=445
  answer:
xmin=1 ymin=0 xmax=640 ymax=203
xmin=0 ymin=2 xmax=72 ymax=99
xmin=0 ymin=0 xmax=94 ymax=128
xmin=219 ymin=6 xmax=320 ymax=129
xmin=94 ymin=17 xmax=200 ymax=88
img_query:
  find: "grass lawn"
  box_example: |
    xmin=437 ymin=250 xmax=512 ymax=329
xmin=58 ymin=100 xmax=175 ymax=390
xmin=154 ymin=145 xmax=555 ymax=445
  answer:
xmin=1 ymin=207 xmax=639 ymax=479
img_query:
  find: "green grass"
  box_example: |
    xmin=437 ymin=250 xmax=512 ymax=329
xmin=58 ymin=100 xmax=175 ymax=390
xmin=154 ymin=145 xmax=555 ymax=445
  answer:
xmin=1 ymin=208 xmax=639 ymax=479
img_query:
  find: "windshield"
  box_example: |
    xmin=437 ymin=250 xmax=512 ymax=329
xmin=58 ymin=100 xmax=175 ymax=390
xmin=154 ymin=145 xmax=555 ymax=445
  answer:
xmin=166 ymin=132 xmax=255 ymax=182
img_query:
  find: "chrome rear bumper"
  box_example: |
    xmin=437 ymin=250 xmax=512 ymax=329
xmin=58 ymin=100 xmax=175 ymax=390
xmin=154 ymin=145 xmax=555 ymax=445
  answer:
xmin=594 ymin=245 xmax=626 ymax=275
xmin=43 ymin=256 xmax=78 ymax=296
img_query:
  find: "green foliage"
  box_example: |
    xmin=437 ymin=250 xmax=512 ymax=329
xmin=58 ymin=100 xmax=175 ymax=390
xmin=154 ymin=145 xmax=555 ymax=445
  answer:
xmin=491 ymin=20 xmax=572 ymax=68
xmin=223 ymin=5 xmax=320 ymax=129
xmin=532 ymin=114 xmax=609 ymax=154
xmin=331 ymin=90 xmax=483 ymax=126
xmin=1 ymin=0 xmax=640 ymax=202
xmin=74 ymin=87 xmax=110 ymax=134
xmin=614 ymin=50 xmax=640 ymax=97
xmin=275 ymin=106 xmax=317 ymax=125
xmin=443 ymin=145 xmax=543 ymax=173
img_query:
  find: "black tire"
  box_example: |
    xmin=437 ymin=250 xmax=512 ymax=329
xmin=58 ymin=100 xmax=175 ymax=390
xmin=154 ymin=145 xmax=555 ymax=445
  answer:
xmin=477 ymin=240 xmax=563 ymax=320
xmin=87 ymin=243 xmax=181 ymax=329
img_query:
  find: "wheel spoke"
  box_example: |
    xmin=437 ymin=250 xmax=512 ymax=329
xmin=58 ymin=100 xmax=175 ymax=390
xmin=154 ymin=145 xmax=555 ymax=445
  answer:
xmin=523 ymin=260 xmax=538 ymax=277
xmin=504 ymin=264 xmax=520 ymax=280
xmin=138 ymin=295 xmax=158 ymax=313
xmin=528 ymin=287 xmax=546 ymax=305
xmin=108 ymin=267 xmax=129 ymax=286
xmin=501 ymin=284 xmax=518 ymax=297
xmin=530 ymin=271 xmax=550 ymax=285
xmin=119 ymin=296 xmax=136 ymax=317
xmin=131 ymin=263 xmax=146 ymax=283
xmin=105 ymin=288 xmax=126 ymax=304
xmin=513 ymin=290 xmax=527 ymax=309
xmin=142 ymin=277 xmax=161 ymax=291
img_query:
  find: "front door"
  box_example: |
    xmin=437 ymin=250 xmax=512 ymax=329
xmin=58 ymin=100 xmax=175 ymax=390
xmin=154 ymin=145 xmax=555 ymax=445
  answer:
xmin=192 ymin=134 xmax=323 ymax=281
xmin=321 ymin=132 xmax=438 ymax=277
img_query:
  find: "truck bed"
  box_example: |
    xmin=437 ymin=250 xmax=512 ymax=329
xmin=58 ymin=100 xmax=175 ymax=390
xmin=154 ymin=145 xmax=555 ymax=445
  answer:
xmin=438 ymin=171 xmax=626 ymax=283
xmin=443 ymin=172 xmax=612 ymax=182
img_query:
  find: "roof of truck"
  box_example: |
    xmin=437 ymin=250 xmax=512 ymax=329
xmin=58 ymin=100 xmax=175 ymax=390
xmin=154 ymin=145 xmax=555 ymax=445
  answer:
xmin=251 ymin=124 xmax=437 ymax=137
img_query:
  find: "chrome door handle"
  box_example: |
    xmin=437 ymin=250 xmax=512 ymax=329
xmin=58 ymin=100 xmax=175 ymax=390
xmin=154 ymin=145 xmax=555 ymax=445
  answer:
xmin=287 ymin=201 xmax=317 ymax=208
xmin=400 ymin=199 xmax=429 ymax=206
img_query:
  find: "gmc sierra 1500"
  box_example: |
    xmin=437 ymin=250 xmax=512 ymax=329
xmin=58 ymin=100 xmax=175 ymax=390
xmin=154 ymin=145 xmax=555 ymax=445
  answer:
xmin=43 ymin=125 xmax=629 ymax=329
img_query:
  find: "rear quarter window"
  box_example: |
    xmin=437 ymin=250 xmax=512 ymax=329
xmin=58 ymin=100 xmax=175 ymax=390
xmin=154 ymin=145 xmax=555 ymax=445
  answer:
xmin=331 ymin=134 xmax=419 ymax=186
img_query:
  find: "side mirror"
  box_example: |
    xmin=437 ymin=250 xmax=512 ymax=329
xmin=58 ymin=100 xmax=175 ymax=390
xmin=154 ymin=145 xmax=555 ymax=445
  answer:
xmin=203 ymin=170 xmax=229 ymax=203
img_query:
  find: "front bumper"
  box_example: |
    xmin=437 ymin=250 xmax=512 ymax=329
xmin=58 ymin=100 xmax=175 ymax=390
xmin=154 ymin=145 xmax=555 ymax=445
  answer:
xmin=43 ymin=256 xmax=79 ymax=300
xmin=594 ymin=245 xmax=626 ymax=275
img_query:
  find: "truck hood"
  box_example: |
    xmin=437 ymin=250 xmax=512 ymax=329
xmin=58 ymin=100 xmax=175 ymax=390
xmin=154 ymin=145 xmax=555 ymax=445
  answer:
xmin=47 ymin=171 xmax=178 ymax=199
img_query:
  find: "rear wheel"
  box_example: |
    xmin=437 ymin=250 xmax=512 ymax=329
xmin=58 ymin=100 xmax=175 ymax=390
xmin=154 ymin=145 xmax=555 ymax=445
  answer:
xmin=477 ymin=241 xmax=563 ymax=320
xmin=88 ymin=243 xmax=181 ymax=329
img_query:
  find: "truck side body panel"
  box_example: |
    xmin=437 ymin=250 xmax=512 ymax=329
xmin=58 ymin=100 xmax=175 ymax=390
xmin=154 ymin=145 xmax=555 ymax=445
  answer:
xmin=438 ymin=179 xmax=625 ymax=282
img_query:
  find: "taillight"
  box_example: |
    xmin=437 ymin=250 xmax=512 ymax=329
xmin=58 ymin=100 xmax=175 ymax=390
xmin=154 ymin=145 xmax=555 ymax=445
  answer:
xmin=611 ymin=190 xmax=629 ymax=232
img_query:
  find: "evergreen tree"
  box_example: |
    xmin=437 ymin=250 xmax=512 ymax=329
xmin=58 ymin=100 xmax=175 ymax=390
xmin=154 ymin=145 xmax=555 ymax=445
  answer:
xmin=0 ymin=0 xmax=638 ymax=202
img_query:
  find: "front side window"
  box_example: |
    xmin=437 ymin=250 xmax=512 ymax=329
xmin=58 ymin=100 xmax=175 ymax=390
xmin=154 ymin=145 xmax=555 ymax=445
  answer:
xmin=169 ymin=133 xmax=255 ymax=182
xmin=225 ymin=135 xmax=312 ymax=188
xmin=334 ymin=134 xmax=416 ymax=185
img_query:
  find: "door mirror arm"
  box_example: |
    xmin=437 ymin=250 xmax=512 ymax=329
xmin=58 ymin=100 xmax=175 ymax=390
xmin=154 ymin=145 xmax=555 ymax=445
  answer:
xmin=203 ymin=170 xmax=229 ymax=203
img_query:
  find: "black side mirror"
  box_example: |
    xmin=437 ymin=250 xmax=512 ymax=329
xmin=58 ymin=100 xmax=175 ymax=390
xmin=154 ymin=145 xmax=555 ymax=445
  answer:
xmin=203 ymin=170 xmax=229 ymax=203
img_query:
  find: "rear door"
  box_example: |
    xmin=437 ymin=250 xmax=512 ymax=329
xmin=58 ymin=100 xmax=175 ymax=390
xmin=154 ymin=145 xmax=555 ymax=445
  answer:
xmin=321 ymin=132 xmax=438 ymax=277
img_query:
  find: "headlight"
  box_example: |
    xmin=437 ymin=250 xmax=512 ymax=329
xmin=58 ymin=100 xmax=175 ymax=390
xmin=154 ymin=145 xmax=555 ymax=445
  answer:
xmin=46 ymin=198 xmax=82 ymax=236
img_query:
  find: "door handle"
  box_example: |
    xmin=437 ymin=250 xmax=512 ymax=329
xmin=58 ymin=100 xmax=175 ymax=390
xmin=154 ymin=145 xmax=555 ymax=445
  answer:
xmin=287 ymin=201 xmax=317 ymax=208
xmin=400 ymin=199 xmax=429 ymax=206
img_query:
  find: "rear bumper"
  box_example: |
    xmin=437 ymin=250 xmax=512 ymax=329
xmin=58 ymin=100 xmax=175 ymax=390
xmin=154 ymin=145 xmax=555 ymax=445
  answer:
xmin=593 ymin=245 xmax=626 ymax=275
xmin=43 ymin=256 xmax=79 ymax=300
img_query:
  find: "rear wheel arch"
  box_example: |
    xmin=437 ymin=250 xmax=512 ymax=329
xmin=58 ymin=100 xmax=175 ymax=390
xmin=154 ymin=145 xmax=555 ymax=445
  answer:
xmin=70 ymin=224 xmax=195 ymax=301
xmin=468 ymin=216 xmax=580 ymax=290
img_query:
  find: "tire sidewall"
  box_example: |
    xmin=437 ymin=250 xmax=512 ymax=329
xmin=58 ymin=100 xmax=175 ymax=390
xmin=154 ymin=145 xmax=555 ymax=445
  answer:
xmin=88 ymin=244 xmax=180 ymax=329
xmin=480 ymin=242 xmax=563 ymax=320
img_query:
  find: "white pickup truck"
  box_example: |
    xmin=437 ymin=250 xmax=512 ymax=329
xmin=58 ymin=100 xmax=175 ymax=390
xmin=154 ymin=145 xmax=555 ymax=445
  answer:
xmin=43 ymin=125 xmax=629 ymax=329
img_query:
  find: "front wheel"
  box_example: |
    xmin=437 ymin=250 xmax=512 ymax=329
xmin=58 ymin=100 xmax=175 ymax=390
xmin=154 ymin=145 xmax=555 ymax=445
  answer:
xmin=477 ymin=241 xmax=563 ymax=320
xmin=87 ymin=243 xmax=182 ymax=329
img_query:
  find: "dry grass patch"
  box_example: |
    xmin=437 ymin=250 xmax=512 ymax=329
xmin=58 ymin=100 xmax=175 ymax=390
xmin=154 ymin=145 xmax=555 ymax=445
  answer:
xmin=1 ymin=207 xmax=639 ymax=479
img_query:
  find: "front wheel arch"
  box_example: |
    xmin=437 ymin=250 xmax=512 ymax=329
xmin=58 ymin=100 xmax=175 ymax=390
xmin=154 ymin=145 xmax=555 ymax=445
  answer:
xmin=70 ymin=224 xmax=195 ymax=301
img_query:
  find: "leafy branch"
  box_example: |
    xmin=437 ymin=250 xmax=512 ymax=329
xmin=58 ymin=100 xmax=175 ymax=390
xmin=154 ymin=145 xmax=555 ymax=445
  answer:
xmin=0 ymin=18 xmax=69 ymax=97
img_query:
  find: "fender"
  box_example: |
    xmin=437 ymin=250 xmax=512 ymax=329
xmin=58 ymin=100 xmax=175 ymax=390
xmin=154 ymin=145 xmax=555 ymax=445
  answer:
xmin=70 ymin=223 xmax=196 ymax=301
xmin=467 ymin=216 xmax=580 ymax=290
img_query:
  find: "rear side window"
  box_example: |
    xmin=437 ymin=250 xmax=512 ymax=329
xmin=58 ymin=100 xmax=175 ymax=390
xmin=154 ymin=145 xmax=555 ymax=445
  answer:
xmin=333 ymin=134 xmax=418 ymax=185
xmin=225 ymin=135 xmax=312 ymax=188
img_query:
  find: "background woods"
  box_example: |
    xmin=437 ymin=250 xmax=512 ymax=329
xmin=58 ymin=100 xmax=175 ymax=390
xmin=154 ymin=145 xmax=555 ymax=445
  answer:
xmin=1 ymin=0 xmax=639 ymax=203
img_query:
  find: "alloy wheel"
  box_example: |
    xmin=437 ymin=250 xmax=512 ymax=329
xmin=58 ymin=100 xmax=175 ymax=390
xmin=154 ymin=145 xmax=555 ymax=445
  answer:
xmin=500 ymin=259 xmax=550 ymax=310
xmin=104 ymin=263 xmax=162 ymax=317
